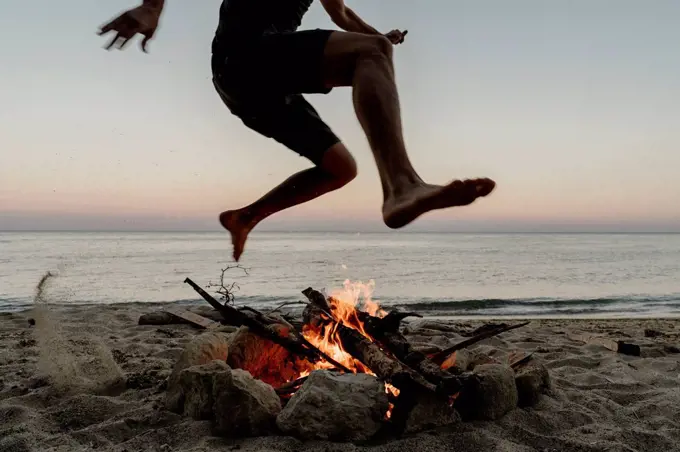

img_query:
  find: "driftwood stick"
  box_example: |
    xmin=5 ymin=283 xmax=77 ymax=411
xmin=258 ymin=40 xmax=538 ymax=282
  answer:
xmin=430 ymin=321 xmax=531 ymax=365
xmin=509 ymin=352 xmax=534 ymax=369
xmin=269 ymin=300 xmax=309 ymax=314
xmin=567 ymin=332 xmax=641 ymax=356
xmin=376 ymin=311 xmax=422 ymax=333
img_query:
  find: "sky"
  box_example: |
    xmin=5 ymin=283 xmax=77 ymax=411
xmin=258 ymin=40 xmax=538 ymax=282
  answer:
xmin=1 ymin=0 xmax=679 ymax=232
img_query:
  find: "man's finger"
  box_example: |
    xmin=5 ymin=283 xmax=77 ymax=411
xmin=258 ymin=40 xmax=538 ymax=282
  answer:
xmin=98 ymin=15 xmax=125 ymax=35
xmin=118 ymin=36 xmax=133 ymax=50
xmin=98 ymin=22 xmax=114 ymax=36
xmin=140 ymin=34 xmax=152 ymax=53
xmin=104 ymin=33 xmax=121 ymax=50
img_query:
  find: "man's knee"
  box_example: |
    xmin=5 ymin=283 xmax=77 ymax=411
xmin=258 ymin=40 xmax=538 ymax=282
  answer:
xmin=320 ymin=142 xmax=357 ymax=186
xmin=359 ymin=35 xmax=393 ymax=60
xmin=322 ymin=32 xmax=394 ymax=87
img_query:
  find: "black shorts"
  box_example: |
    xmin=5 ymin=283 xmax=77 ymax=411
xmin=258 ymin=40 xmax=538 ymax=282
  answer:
xmin=211 ymin=29 xmax=340 ymax=165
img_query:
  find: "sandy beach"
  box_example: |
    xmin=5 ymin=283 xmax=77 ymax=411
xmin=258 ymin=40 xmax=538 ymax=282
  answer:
xmin=2 ymin=302 xmax=680 ymax=452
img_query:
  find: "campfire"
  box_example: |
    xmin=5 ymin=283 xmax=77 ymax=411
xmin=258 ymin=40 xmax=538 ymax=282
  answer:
xmin=173 ymin=277 xmax=535 ymax=440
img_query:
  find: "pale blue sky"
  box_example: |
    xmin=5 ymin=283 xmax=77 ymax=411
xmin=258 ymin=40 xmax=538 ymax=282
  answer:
xmin=1 ymin=0 xmax=679 ymax=231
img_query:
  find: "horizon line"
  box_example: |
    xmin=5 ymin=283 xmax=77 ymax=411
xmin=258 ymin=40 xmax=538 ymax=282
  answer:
xmin=2 ymin=229 xmax=680 ymax=235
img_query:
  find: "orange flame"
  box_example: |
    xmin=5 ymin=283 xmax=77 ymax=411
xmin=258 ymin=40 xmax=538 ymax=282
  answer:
xmin=299 ymin=280 xmax=399 ymax=416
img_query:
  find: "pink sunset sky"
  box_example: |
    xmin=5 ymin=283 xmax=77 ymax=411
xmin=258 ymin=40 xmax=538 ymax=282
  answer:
xmin=1 ymin=0 xmax=679 ymax=232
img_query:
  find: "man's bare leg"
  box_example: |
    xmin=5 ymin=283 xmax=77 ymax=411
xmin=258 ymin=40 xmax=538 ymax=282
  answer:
xmin=322 ymin=32 xmax=495 ymax=229
xmin=220 ymin=143 xmax=356 ymax=261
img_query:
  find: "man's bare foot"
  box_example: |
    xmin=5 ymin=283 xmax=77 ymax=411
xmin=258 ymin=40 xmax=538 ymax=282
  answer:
xmin=219 ymin=210 xmax=255 ymax=261
xmin=382 ymin=178 xmax=496 ymax=229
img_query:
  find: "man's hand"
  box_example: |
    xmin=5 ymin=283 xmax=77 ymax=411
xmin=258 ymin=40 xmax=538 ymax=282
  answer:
xmin=97 ymin=4 xmax=161 ymax=52
xmin=385 ymin=29 xmax=408 ymax=45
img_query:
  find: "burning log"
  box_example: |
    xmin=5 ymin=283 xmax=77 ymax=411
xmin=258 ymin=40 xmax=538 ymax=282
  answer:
xmin=303 ymin=287 xmax=468 ymax=395
xmin=335 ymin=322 xmax=437 ymax=393
xmin=302 ymin=288 xmax=436 ymax=393
xmin=358 ymin=312 xmax=468 ymax=393
xmin=184 ymin=278 xmax=351 ymax=373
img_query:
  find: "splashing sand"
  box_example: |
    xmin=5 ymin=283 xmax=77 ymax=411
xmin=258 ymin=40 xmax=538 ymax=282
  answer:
xmin=31 ymin=271 xmax=124 ymax=394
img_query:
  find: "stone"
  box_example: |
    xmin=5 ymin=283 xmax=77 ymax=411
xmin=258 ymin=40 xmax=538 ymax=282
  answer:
xmin=174 ymin=361 xmax=281 ymax=437
xmin=180 ymin=361 xmax=229 ymax=420
xmin=227 ymin=327 xmax=312 ymax=388
xmin=514 ymin=359 xmax=552 ymax=407
xmin=467 ymin=350 xmax=501 ymax=370
xmin=276 ymin=370 xmax=389 ymax=442
xmin=455 ymin=364 xmax=518 ymax=421
xmin=213 ymin=367 xmax=282 ymax=437
xmin=165 ymin=332 xmax=231 ymax=412
xmin=405 ymin=393 xmax=461 ymax=434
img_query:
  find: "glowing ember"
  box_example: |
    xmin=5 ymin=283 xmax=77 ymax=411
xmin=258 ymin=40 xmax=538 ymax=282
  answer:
xmin=300 ymin=280 xmax=399 ymax=417
xmin=440 ymin=351 xmax=457 ymax=371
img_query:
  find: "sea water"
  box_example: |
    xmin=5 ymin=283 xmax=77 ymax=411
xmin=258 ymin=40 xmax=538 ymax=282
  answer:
xmin=2 ymin=231 xmax=680 ymax=318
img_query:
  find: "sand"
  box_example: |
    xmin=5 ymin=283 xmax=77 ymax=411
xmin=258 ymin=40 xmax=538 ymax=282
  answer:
xmin=1 ymin=301 xmax=680 ymax=452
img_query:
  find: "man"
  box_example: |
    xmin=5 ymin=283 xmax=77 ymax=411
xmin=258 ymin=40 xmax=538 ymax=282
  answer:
xmin=98 ymin=0 xmax=496 ymax=261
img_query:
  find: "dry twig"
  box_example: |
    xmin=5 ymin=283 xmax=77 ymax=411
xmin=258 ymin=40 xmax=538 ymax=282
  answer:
xmin=207 ymin=264 xmax=249 ymax=305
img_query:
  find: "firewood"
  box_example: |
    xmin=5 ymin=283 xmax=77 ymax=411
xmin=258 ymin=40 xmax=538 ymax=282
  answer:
xmin=335 ymin=323 xmax=437 ymax=393
xmin=301 ymin=288 xmax=437 ymax=394
xmin=164 ymin=307 xmax=221 ymax=330
xmin=430 ymin=321 xmax=531 ymax=365
xmin=365 ymin=325 xmax=467 ymax=393
xmin=184 ymin=278 xmax=352 ymax=372
xmin=509 ymin=352 xmax=534 ymax=369
xmin=567 ymin=332 xmax=641 ymax=356
xmin=275 ymin=375 xmax=309 ymax=395
xmin=302 ymin=287 xmax=468 ymax=395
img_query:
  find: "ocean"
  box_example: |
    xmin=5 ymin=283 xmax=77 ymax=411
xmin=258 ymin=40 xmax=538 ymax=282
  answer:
xmin=1 ymin=231 xmax=680 ymax=318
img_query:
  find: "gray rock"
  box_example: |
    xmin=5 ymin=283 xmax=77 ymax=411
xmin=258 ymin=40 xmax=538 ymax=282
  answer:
xmin=174 ymin=361 xmax=281 ymax=437
xmin=180 ymin=360 xmax=229 ymax=420
xmin=405 ymin=393 xmax=461 ymax=433
xmin=213 ymin=367 xmax=282 ymax=436
xmin=514 ymin=359 xmax=551 ymax=407
xmin=466 ymin=350 xmax=501 ymax=371
xmin=165 ymin=332 xmax=231 ymax=412
xmin=276 ymin=370 xmax=389 ymax=442
xmin=455 ymin=364 xmax=518 ymax=420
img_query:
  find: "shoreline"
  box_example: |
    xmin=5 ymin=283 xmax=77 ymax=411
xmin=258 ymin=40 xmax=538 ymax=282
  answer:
xmin=3 ymin=299 xmax=680 ymax=320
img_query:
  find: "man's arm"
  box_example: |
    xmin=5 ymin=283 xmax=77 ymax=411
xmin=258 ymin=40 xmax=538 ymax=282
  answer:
xmin=319 ymin=0 xmax=381 ymax=35
xmin=142 ymin=0 xmax=165 ymax=14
